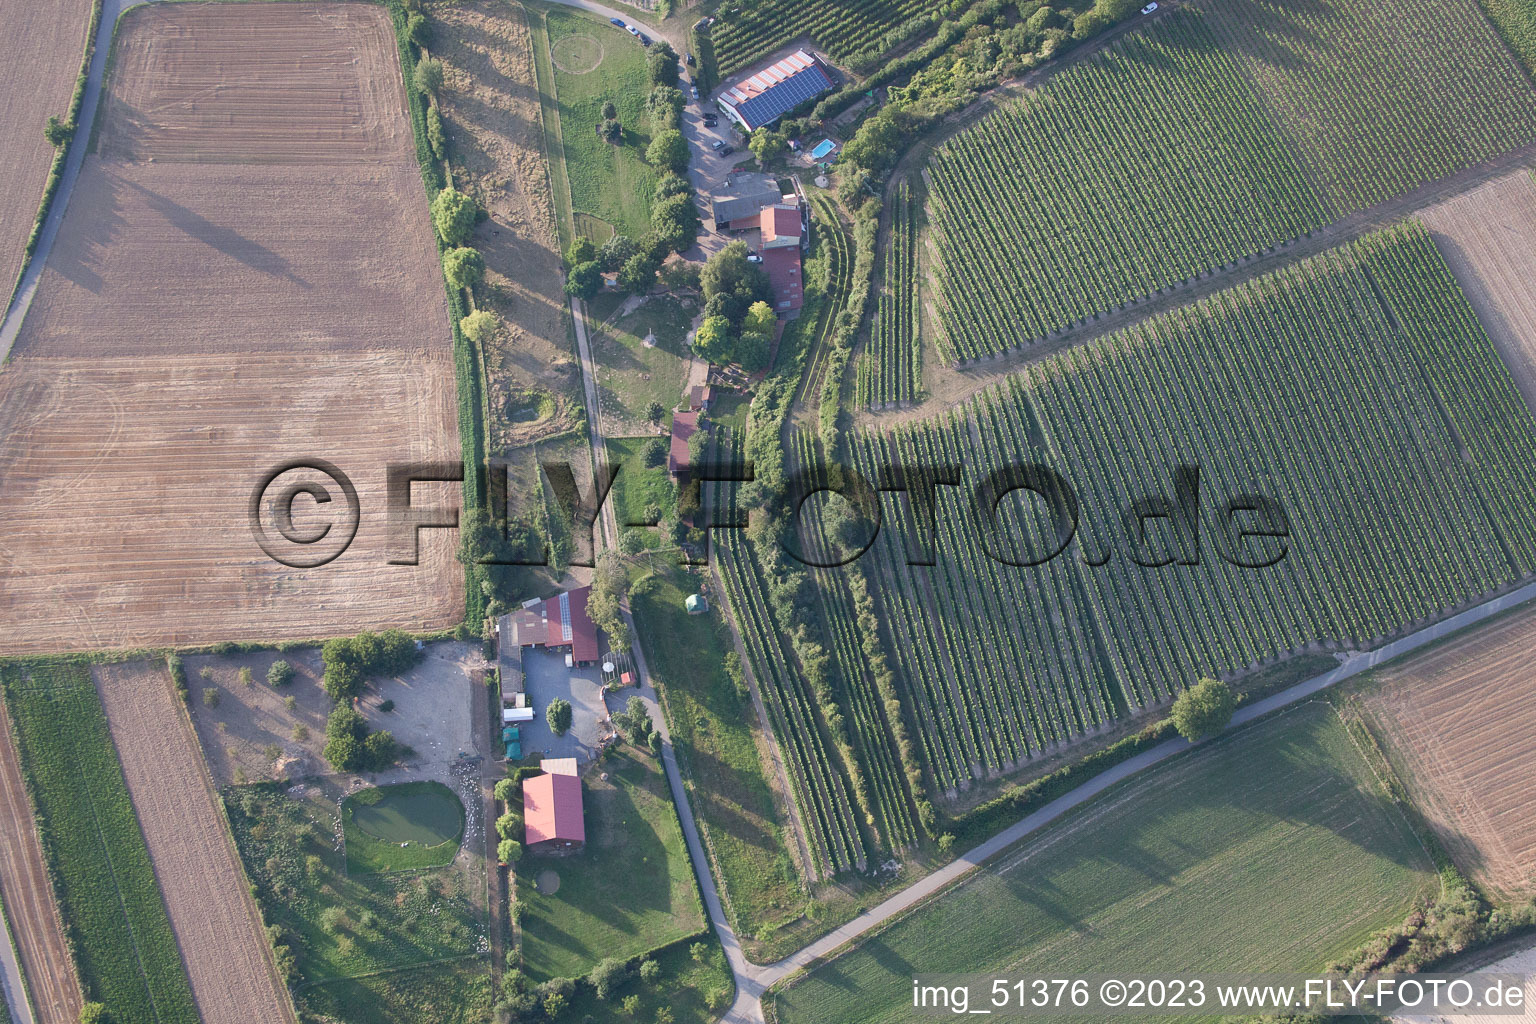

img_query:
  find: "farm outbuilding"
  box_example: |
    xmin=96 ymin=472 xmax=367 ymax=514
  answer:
xmin=685 ymin=593 xmax=709 ymax=614
xmin=716 ymin=50 xmax=836 ymax=131
xmin=523 ymin=771 xmax=586 ymax=851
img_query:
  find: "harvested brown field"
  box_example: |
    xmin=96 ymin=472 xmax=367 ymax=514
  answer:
xmin=0 ymin=2 xmax=463 ymax=656
xmin=1421 ymin=171 xmax=1536 ymax=413
xmin=94 ymin=660 xmax=296 ymax=1024
xmin=0 ymin=0 xmax=92 ymax=297
xmin=0 ymin=702 xmax=82 ymax=1024
xmin=1362 ymin=603 xmax=1536 ymax=899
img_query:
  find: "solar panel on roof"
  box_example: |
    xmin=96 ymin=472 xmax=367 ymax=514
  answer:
xmin=735 ymin=62 xmax=833 ymax=128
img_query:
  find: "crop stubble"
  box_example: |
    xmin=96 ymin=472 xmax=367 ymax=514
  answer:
xmin=1363 ymin=604 xmax=1536 ymax=899
xmin=93 ymin=661 xmax=295 ymax=1024
xmin=0 ymin=2 xmax=463 ymax=656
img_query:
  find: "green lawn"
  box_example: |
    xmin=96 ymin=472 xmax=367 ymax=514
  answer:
xmin=559 ymin=934 xmax=735 ymax=1023
xmin=607 ymin=436 xmax=675 ymax=550
xmin=0 ymin=664 xmax=197 ymax=1024
xmin=593 ymin=293 xmax=697 ymax=434
xmin=631 ymin=568 xmax=807 ymax=948
xmin=543 ymin=6 xmax=657 ymax=240
xmin=224 ymin=783 xmax=489 ymax=1023
xmin=771 ymin=702 xmax=1436 ymax=1024
xmin=343 ymin=782 xmax=465 ymax=874
xmin=518 ymin=748 xmax=704 ymax=980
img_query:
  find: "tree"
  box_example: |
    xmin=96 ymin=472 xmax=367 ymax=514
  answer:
xmin=646 ymin=41 xmax=679 ymax=87
xmin=493 ymin=778 xmax=517 ymax=803
xmin=840 ymin=107 xmax=904 ymax=173
xmin=693 ymin=315 xmax=735 ymax=365
xmin=646 ymin=129 xmax=690 ymax=175
xmin=407 ymin=11 xmax=431 ymax=46
xmin=618 ymin=252 xmax=658 ymax=294
xmin=79 ymin=1004 xmax=109 ymax=1024
xmin=599 ymin=234 xmax=639 ymax=272
xmin=647 ymin=85 xmax=685 ymax=131
xmin=413 ymin=55 xmax=445 ymax=95
xmin=748 ymin=127 xmax=787 ymax=164
xmin=267 ymin=660 xmax=295 ymax=687
xmin=690 ymin=941 xmax=708 ymax=963
xmin=546 ymin=697 xmax=573 ymax=736
xmin=323 ymin=706 xmax=369 ymax=770
xmin=496 ymin=811 xmax=522 ymax=839
xmin=544 ymin=992 xmax=567 ymax=1019
xmin=741 ymin=300 xmax=776 ymax=341
xmin=586 ymin=586 xmax=628 ymax=656
xmin=651 ymin=191 xmax=700 ymax=254
xmin=622 ymin=995 xmax=642 ymax=1016
xmin=645 ymin=401 xmax=665 ymax=425
xmin=642 ymin=437 xmax=667 ymax=467
xmin=590 ymin=957 xmax=631 ymax=1000
xmin=565 ymin=261 xmax=602 ymax=300
xmin=44 ymin=115 xmax=73 ymax=147
xmin=701 ymin=240 xmax=771 ymax=318
xmin=459 ymin=309 xmax=499 ymax=344
xmin=600 ymin=117 xmax=622 ymax=142
xmin=601 ymin=100 xmax=618 ymax=120
xmin=654 ymin=1007 xmax=674 ymax=1024
xmin=430 ymin=187 xmax=477 ymax=246
xmin=497 ymin=838 xmax=522 ymax=864
xmin=638 ymin=958 xmax=660 ymax=983
xmin=442 ymin=246 xmax=485 ymax=289
xmin=566 ymin=235 xmax=597 ymax=267
xmin=659 ymin=258 xmax=701 ymax=293
xmin=1170 ymin=677 xmax=1236 ymax=741
xmin=654 ymin=173 xmax=691 ymax=202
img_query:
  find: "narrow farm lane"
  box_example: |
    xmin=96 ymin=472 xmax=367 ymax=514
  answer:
xmin=0 ymin=0 xmax=145 ymax=363
xmin=570 ymin=294 xmax=619 ymax=552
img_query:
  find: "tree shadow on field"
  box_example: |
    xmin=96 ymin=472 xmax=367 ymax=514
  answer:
xmin=118 ymin=177 xmax=307 ymax=286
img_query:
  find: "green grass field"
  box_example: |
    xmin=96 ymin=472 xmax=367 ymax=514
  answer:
xmin=593 ymin=293 xmax=697 ymax=434
xmin=0 ymin=664 xmax=197 ymax=1024
xmin=543 ymin=7 xmax=657 ymax=240
xmin=607 ymin=436 xmax=676 ymax=550
xmin=559 ymin=934 xmax=735 ymax=1023
xmin=630 ymin=568 xmax=809 ymax=952
xmin=224 ymin=783 xmax=488 ymax=1023
xmin=343 ymin=782 xmax=465 ymax=874
xmin=518 ymin=748 xmax=705 ymax=980
xmin=770 ymin=702 xmax=1434 ymax=1024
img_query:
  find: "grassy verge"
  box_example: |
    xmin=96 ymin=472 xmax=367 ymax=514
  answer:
xmin=8 ymin=0 xmax=104 ymax=312
xmin=630 ymin=568 xmax=806 ymax=943
xmin=342 ymin=782 xmax=466 ymax=875
xmin=769 ymin=702 xmax=1436 ymax=1024
xmin=517 ymin=748 xmax=704 ymax=980
xmin=224 ymin=783 xmax=489 ymax=1024
xmin=607 ymin=437 xmax=675 ymax=548
xmin=525 ymin=2 xmax=577 ymax=252
xmin=0 ymin=663 xmax=197 ymax=1024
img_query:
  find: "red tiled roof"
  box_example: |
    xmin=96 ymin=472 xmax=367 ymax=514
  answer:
xmin=566 ymin=585 xmax=599 ymax=664
xmin=760 ymin=246 xmax=803 ymax=311
xmin=670 ymin=410 xmax=700 ymax=473
xmin=761 ymin=204 xmax=800 ymax=245
xmin=523 ymin=772 xmax=585 ymax=845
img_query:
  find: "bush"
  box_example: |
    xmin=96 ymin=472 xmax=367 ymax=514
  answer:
xmin=267 ymin=660 xmax=295 ymax=687
xmin=430 ymin=187 xmax=478 ymax=246
xmin=496 ymin=811 xmax=522 ymax=840
xmin=645 ymin=401 xmax=665 ymax=425
xmin=321 ymin=630 xmax=421 ymax=703
xmin=546 ymin=697 xmax=573 ymax=736
xmin=407 ymin=11 xmax=431 ymax=46
xmin=638 ymin=958 xmax=660 ymax=983
xmin=202 ymin=687 xmax=220 ymax=709
xmin=168 ymin=654 xmax=189 ymax=701
xmin=494 ymin=778 xmax=517 ymax=803
xmin=460 ymin=309 xmax=500 ymax=343
xmin=647 ymin=730 xmax=663 ymax=755
xmin=443 ymin=246 xmax=485 ymax=289
xmin=498 ymin=838 xmax=523 ymax=863
xmin=79 ymin=1003 xmax=109 ymax=1024
xmin=378 ymin=699 xmax=395 ymax=714
xmin=413 ymin=55 xmax=445 ymax=95
xmin=589 ymin=956 xmax=631 ymax=1000
xmin=642 ymin=437 xmax=667 ymax=468
xmin=44 ymin=115 xmax=74 ymax=147
xmin=1170 ymin=677 xmax=1236 ymax=741
xmin=237 ymin=667 xmax=253 ymax=687
xmin=427 ymin=105 xmax=447 ymax=159
xmin=565 ymin=261 xmax=602 ymax=300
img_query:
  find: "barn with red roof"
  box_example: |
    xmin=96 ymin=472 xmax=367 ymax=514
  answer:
xmin=523 ymin=771 xmax=585 ymax=851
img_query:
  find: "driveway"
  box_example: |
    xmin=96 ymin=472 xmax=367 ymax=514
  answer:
xmin=517 ymin=647 xmax=607 ymax=764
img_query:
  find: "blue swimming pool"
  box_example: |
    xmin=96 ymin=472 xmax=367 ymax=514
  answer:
xmin=810 ymin=138 xmax=837 ymax=159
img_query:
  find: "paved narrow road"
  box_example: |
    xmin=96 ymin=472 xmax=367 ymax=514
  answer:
xmin=0 ymin=902 xmax=35 ymax=1024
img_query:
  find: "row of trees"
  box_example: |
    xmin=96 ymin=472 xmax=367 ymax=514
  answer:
xmin=318 ymin=630 xmax=421 ymax=772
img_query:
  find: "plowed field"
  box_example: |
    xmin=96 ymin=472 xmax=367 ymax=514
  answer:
xmin=0 ymin=2 xmax=463 ymax=656
xmin=1364 ymin=604 xmax=1536 ymax=899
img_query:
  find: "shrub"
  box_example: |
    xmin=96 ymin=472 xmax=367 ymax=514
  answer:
xmin=427 ymin=105 xmax=447 ymax=159
xmin=237 ymin=667 xmax=253 ymax=687
xmin=413 ymin=55 xmax=445 ymax=95
xmin=460 ymin=309 xmax=499 ymax=343
xmin=202 ymin=687 xmax=221 ymax=709
xmin=590 ymin=956 xmax=631 ymax=1000
xmin=443 ymin=246 xmax=485 ymax=289
xmin=647 ymin=730 xmax=663 ymax=755
xmin=498 ymin=838 xmax=523 ymax=863
xmin=1170 ymin=677 xmax=1236 ymax=741
xmin=546 ymin=697 xmax=573 ymax=736
xmin=645 ymin=401 xmax=665 ymax=425
xmin=44 ymin=115 xmax=74 ymax=147
xmin=378 ymin=698 xmax=395 ymax=714
xmin=622 ymin=994 xmax=641 ymax=1016
xmin=496 ymin=811 xmax=522 ymax=840
xmin=601 ymin=100 xmax=617 ymax=120
xmin=430 ymin=187 xmax=478 ymax=246
xmin=638 ymin=958 xmax=660 ymax=983
xmin=267 ymin=660 xmax=295 ymax=687
xmin=407 ymin=11 xmax=431 ymax=46
xmin=493 ymin=778 xmax=516 ymax=803
xmin=292 ymin=724 xmax=309 ymax=742
xmin=283 ymin=696 xmax=297 ymax=712
xmin=168 ymin=654 xmax=188 ymax=700
xmin=79 ymin=1003 xmax=109 ymax=1024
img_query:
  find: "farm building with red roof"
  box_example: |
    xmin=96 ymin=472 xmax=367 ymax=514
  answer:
xmin=523 ymin=772 xmax=585 ymax=851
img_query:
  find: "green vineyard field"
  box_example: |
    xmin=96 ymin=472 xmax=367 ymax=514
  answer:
xmin=929 ymin=0 xmax=1536 ymax=359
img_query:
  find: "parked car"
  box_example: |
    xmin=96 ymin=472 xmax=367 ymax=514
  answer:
xmin=610 ymin=17 xmax=625 ymax=26
xmin=686 ymin=53 xmax=696 ymax=66
xmin=719 ymin=145 xmax=735 ymax=156
xmin=711 ymin=138 xmax=724 ymax=150
xmin=626 ymin=24 xmax=639 ymax=35
xmin=746 ymin=252 xmax=763 ymax=263
xmin=639 ymin=33 xmax=652 ymax=45
xmin=691 ymin=85 xmax=700 ymax=99
xmin=1141 ymin=2 xmax=1158 ymax=11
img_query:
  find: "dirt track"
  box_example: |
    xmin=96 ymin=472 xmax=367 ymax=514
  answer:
xmin=94 ymin=661 xmax=296 ymax=1024
xmin=0 ymin=2 xmax=463 ymax=655
xmin=1421 ymin=170 xmax=1536 ymax=415
xmin=1364 ymin=605 xmax=1536 ymax=899
xmin=0 ymin=0 xmax=92 ymax=298
xmin=0 ymin=704 xmax=81 ymax=1024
